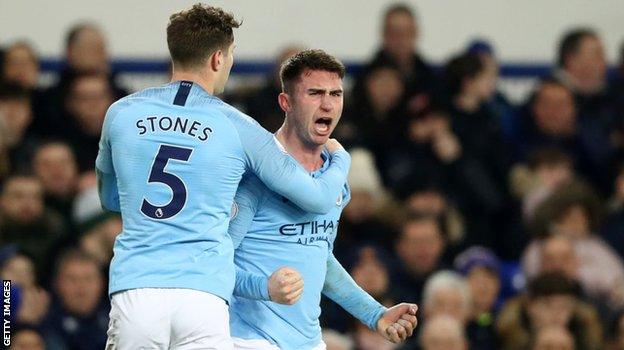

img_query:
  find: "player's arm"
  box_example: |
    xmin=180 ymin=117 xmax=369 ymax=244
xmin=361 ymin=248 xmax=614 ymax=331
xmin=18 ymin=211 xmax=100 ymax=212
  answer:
xmin=235 ymin=266 xmax=303 ymax=305
xmin=96 ymin=169 xmax=120 ymax=212
xmin=228 ymin=173 xmax=261 ymax=249
xmin=228 ymin=172 xmax=266 ymax=299
xmin=95 ymin=102 xmax=122 ymax=212
xmin=229 ymin=174 xmax=305 ymax=304
xmin=229 ymin=111 xmax=350 ymax=214
xmin=322 ymin=253 xmax=386 ymax=329
xmin=322 ymin=253 xmax=418 ymax=343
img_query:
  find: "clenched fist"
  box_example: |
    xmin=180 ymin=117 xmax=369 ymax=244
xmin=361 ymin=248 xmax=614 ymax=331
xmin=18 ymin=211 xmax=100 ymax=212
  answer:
xmin=268 ymin=267 xmax=304 ymax=305
xmin=377 ymin=303 xmax=418 ymax=343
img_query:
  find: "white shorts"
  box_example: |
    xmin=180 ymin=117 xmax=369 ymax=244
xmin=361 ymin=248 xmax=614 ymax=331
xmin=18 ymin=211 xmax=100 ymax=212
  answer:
xmin=106 ymin=288 xmax=233 ymax=350
xmin=232 ymin=338 xmax=326 ymax=350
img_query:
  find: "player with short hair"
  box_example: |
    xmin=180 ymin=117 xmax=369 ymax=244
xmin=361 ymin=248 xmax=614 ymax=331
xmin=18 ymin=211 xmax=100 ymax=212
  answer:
xmin=97 ymin=5 xmax=351 ymax=349
xmin=229 ymin=49 xmax=418 ymax=350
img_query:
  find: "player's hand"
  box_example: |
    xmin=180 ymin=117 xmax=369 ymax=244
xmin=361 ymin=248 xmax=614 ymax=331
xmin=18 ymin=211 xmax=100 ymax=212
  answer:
xmin=376 ymin=303 xmax=418 ymax=343
xmin=268 ymin=267 xmax=304 ymax=305
xmin=324 ymin=139 xmax=344 ymax=154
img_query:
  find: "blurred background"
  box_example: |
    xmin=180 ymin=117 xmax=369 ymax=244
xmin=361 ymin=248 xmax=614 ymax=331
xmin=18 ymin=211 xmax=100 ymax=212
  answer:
xmin=1 ymin=1 xmax=623 ymax=349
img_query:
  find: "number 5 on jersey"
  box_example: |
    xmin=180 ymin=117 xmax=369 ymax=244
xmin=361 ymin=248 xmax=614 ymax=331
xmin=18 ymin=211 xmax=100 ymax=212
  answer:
xmin=141 ymin=144 xmax=193 ymax=220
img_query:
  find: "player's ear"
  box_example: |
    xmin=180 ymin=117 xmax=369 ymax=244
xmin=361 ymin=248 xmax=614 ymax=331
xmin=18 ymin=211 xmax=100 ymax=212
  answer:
xmin=209 ymin=50 xmax=223 ymax=72
xmin=278 ymin=92 xmax=291 ymax=113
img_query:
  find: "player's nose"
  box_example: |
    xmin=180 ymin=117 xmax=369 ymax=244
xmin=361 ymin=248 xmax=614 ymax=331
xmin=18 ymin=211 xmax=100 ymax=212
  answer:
xmin=320 ymin=96 xmax=333 ymax=112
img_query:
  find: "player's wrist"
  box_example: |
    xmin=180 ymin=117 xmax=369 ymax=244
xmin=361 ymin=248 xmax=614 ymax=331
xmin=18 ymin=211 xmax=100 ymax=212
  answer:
xmin=261 ymin=276 xmax=271 ymax=301
xmin=374 ymin=306 xmax=389 ymax=331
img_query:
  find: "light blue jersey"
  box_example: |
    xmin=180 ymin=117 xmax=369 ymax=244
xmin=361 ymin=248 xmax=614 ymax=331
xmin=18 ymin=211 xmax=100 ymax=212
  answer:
xmin=95 ymin=81 xmax=351 ymax=302
xmin=229 ymin=150 xmax=385 ymax=350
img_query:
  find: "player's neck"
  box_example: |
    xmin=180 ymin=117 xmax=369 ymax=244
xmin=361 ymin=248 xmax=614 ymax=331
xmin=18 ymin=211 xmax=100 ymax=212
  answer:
xmin=275 ymin=126 xmax=324 ymax=173
xmin=171 ymin=70 xmax=217 ymax=95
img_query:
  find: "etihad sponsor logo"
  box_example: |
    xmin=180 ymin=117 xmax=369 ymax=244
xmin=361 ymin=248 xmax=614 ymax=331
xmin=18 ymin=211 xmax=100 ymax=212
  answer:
xmin=279 ymin=220 xmax=338 ymax=236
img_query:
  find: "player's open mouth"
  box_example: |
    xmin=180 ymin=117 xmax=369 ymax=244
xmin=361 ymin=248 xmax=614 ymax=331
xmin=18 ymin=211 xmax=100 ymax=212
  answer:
xmin=314 ymin=117 xmax=332 ymax=135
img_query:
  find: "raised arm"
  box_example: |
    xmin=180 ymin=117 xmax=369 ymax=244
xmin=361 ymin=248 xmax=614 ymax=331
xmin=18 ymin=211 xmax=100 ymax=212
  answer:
xmin=228 ymin=111 xmax=350 ymax=214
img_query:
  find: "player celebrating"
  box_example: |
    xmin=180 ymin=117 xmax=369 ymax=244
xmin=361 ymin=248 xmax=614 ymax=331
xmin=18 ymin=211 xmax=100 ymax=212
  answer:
xmin=229 ymin=49 xmax=418 ymax=350
xmin=97 ymin=5 xmax=351 ymax=349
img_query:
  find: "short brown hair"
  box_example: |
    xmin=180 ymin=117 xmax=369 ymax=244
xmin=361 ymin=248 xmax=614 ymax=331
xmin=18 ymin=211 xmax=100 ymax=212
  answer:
xmin=279 ymin=49 xmax=345 ymax=93
xmin=166 ymin=3 xmax=241 ymax=69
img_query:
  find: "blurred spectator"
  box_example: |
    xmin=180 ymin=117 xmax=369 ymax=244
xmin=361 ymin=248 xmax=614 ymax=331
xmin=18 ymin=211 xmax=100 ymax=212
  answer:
xmin=401 ymin=182 xmax=466 ymax=255
xmin=455 ymin=246 xmax=502 ymax=350
xmin=10 ymin=326 xmax=46 ymax=350
xmin=33 ymin=23 xmax=126 ymax=145
xmin=601 ymin=163 xmax=624 ymax=259
xmin=534 ymin=229 xmax=616 ymax=330
xmin=1 ymin=41 xmax=40 ymax=90
xmin=420 ymin=315 xmax=468 ymax=350
xmin=554 ymin=28 xmax=617 ymax=191
xmin=391 ymin=215 xmax=449 ymax=305
xmin=322 ymin=329 xmax=354 ymax=350
xmin=0 ymin=82 xmax=37 ymax=173
xmin=340 ymin=64 xmax=406 ymax=159
xmin=532 ymin=327 xmax=576 ymax=350
xmin=442 ymin=52 xmax=516 ymax=253
xmin=379 ymin=108 xmax=462 ymax=194
xmin=512 ymin=148 xmax=574 ymax=221
xmin=60 ymin=22 xmax=127 ymax=97
xmin=235 ymin=45 xmax=304 ymax=132
xmin=57 ymin=72 xmax=114 ymax=171
xmin=422 ymin=271 xmax=471 ymax=331
xmin=351 ymin=246 xmax=392 ymax=301
xmin=0 ymin=174 xmax=67 ymax=280
xmin=537 ymin=235 xmax=579 ymax=282
xmin=40 ymin=249 xmax=108 ymax=350
xmin=464 ymin=39 xmax=516 ymax=140
xmin=514 ymin=78 xmax=611 ymax=191
xmin=64 ymin=23 xmax=108 ymax=74
xmin=343 ymin=3 xmax=433 ymax=155
xmin=336 ymin=148 xmax=396 ymax=253
xmin=353 ymin=3 xmax=435 ymax=117
xmin=496 ymin=272 xmax=603 ymax=350
xmin=32 ymin=141 xmax=79 ymax=228
xmin=0 ymin=249 xmax=36 ymax=287
xmin=556 ymin=28 xmax=608 ymax=99
xmin=443 ymin=52 xmax=498 ymax=114
xmin=321 ymin=245 xmax=393 ymax=333
xmin=524 ymin=181 xmax=624 ymax=308
xmin=513 ymin=79 xmax=577 ymax=159
xmin=0 ymin=251 xmax=50 ymax=326
xmin=73 ymin=186 xmax=121 ymax=267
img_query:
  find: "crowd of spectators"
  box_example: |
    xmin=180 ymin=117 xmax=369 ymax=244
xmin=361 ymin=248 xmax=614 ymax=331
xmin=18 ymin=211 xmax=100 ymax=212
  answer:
xmin=1 ymin=3 xmax=623 ymax=350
